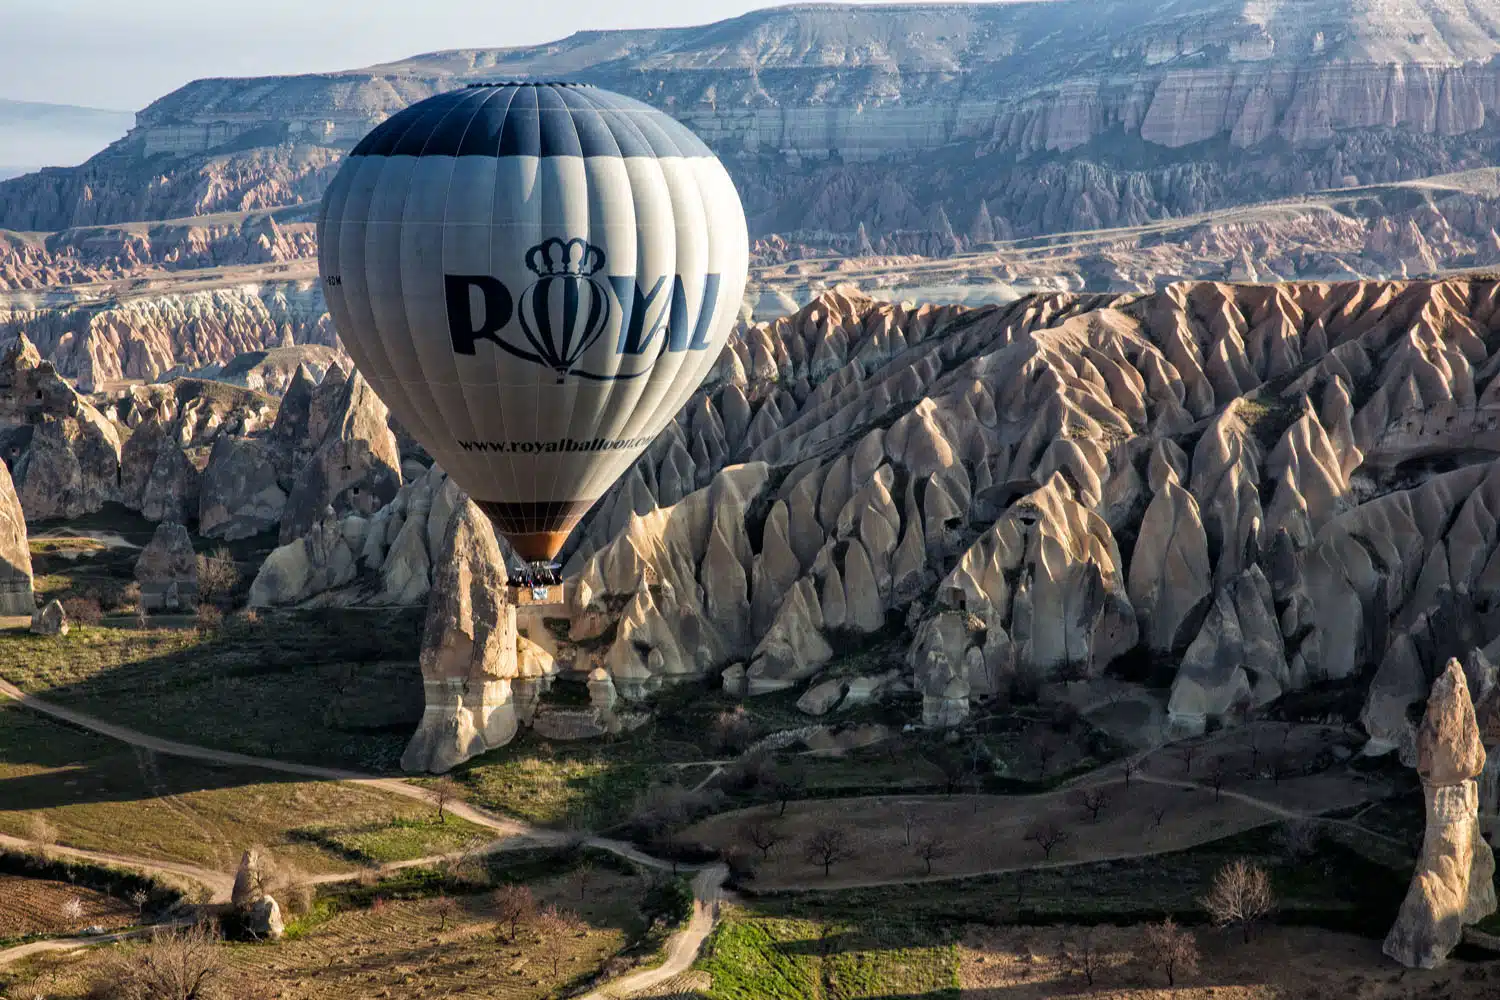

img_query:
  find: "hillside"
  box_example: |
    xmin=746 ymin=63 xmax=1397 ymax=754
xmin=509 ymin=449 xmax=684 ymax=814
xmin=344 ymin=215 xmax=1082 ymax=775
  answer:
xmin=8 ymin=0 xmax=1500 ymax=242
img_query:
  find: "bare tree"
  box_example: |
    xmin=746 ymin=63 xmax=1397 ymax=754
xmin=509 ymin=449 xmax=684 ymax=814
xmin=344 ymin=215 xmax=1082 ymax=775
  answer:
xmin=1073 ymin=786 xmax=1110 ymax=822
xmin=1200 ymin=858 xmax=1275 ymax=942
xmin=745 ymin=819 xmax=784 ymax=860
xmin=1023 ymin=820 xmax=1070 ymax=861
xmin=128 ymin=888 xmax=151 ymax=919
xmin=1141 ymin=917 xmax=1199 ymax=986
xmin=1055 ymin=928 xmax=1105 ymax=987
xmin=61 ymin=896 xmax=84 ymax=923
xmin=1207 ymin=758 xmax=1229 ymax=801
xmin=535 ymin=905 xmax=586 ymax=976
xmin=934 ymin=750 xmax=968 ymax=796
xmin=899 ymin=805 xmax=920 ymax=847
xmin=432 ymin=894 xmax=458 ymax=932
xmin=1150 ymin=804 xmax=1168 ymax=829
xmin=773 ymin=767 xmax=806 ymax=816
xmin=91 ymin=923 xmax=233 ymax=1000
xmin=572 ymin=859 xmax=595 ymax=901
xmin=915 ymin=836 xmax=950 ymax=875
xmin=1030 ymin=728 xmax=1063 ymax=777
xmin=492 ymin=884 xmax=536 ymax=942
xmin=1122 ymin=758 xmax=1141 ymax=789
xmin=431 ymin=776 xmax=461 ymax=823
xmin=1245 ymin=729 xmax=1262 ymax=771
xmin=438 ymin=836 xmax=491 ymax=889
xmin=1174 ymin=743 xmax=1198 ymax=776
xmin=803 ymin=827 xmax=856 ymax=877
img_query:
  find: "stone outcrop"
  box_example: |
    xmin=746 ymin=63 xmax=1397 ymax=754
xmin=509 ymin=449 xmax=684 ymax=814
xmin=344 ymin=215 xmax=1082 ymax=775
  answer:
xmin=29 ymin=599 xmax=66 ymax=635
xmin=157 ymin=274 xmax=1500 ymax=757
xmin=0 ymin=458 xmax=33 ymax=614
xmin=358 ymin=280 xmax=1500 ymax=741
xmin=230 ymin=848 xmax=284 ymax=940
xmin=401 ymin=500 xmax=548 ymax=774
xmin=279 ymin=371 xmax=401 ymax=543
xmin=134 ymin=521 xmax=199 ymax=612
xmin=198 ymin=435 xmax=286 ymax=540
xmin=0 ymin=282 xmax=332 ymax=388
xmin=247 ymin=510 xmax=365 ymax=608
xmin=246 ymin=462 xmax=467 ymax=608
xmin=1384 ymin=659 xmax=1496 ymax=969
xmin=0 ymin=335 xmax=121 ymax=521
xmin=116 ymin=378 xmax=276 ymax=525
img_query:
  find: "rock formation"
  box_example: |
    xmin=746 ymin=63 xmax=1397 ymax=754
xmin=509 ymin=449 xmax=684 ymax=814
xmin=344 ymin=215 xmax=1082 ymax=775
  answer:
xmin=246 ymin=462 xmax=466 ymax=608
xmin=198 ymin=435 xmax=286 ymax=540
xmin=134 ymin=521 xmax=199 ymax=612
xmin=0 ymin=281 xmax=332 ymax=388
xmin=230 ymin=848 xmax=284 ymax=940
xmin=1383 ymin=659 xmax=1496 ymax=968
xmin=0 ymin=335 xmax=121 ymax=521
xmin=279 ymin=370 xmax=401 ymax=543
xmin=401 ymin=499 xmax=549 ymax=774
xmin=14 ymin=1 xmax=1500 ymax=249
xmin=30 ymin=599 xmax=66 ymax=635
xmin=0 ymin=457 xmax=33 ymax=614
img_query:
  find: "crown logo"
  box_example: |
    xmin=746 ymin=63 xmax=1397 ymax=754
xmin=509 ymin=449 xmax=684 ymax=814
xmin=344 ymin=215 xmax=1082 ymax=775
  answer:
xmin=525 ymin=237 xmax=605 ymax=277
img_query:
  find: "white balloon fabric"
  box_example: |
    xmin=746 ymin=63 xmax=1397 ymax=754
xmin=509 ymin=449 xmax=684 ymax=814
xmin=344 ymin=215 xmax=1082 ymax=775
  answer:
xmin=318 ymin=82 xmax=749 ymax=560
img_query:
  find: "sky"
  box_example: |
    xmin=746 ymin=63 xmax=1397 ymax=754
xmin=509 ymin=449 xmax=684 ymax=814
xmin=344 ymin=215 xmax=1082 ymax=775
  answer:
xmin=0 ymin=0 xmax=928 ymax=111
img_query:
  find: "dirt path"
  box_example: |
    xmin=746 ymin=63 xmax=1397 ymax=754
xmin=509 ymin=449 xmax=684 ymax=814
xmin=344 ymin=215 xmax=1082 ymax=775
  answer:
xmin=580 ymin=864 xmax=727 ymax=1000
xmin=0 ymin=679 xmax=719 ymax=985
xmin=0 ymin=678 xmax=543 ymax=844
xmin=0 ymin=833 xmax=235 ymax=902
xmin=0 ymin=927 xmax=155 ymax=970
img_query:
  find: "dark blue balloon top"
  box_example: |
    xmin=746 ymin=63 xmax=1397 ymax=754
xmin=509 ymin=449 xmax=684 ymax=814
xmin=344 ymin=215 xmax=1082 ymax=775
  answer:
xmin=350 ymin=82 xmax=715 ymax=160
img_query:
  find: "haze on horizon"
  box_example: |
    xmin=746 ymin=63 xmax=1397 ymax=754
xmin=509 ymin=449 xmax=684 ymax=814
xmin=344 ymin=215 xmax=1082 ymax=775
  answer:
xmin=0 ymin=0 xmax=947 ymax=112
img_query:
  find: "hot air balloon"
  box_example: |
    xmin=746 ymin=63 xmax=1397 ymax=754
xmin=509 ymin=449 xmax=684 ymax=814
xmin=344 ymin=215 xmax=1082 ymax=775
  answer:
xmin=317 ymin=82 xmax=749 ymax=566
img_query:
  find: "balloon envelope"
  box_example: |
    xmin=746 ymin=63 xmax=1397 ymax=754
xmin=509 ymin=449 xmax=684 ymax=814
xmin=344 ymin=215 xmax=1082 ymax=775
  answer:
xmin=318 ymin=82 xmax=749 ymax=560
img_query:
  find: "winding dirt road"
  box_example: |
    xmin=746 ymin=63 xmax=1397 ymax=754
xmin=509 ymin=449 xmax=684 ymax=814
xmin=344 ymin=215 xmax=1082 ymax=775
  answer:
xmin=0 ymin=678 xmax=724 ymax=988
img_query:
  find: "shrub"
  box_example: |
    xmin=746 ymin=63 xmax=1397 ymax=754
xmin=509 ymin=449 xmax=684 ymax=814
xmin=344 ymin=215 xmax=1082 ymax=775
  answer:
xmin=641 ymin=875 xmax=693 ymax=926
xmin=80 ymin=578 xmax=133 ymax=612
xmin=194 ymin=604 xmax=224 ymax=632
xmin=722 ymin=749 xmax=775 ymax=793
xmin=1274 ymin=819 xmax=1320 ymax=860
xmin=88 ymin=922 xmax=259 ymax=1000
xmin=711 ymin=707 xmax=755 ymax=754
xmin=196 ymin=548 xmax=241 ymax=607
xmin=61 ymin=595 xmax=103 ymax=626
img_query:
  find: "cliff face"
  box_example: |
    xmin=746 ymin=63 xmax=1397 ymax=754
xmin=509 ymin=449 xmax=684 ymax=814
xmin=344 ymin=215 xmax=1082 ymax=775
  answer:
xmin=539 ymin=276 xmax=1500 ymax=752
xmin=0 ymin=282 xmax=334 ymax=389
xmin=8 ymin=1 xmax=1500 ymax=237
xmin=0 ymin=210 xmax=316 ymax=291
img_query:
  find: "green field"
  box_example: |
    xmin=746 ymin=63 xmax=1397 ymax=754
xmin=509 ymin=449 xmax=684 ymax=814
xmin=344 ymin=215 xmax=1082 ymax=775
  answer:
xmin=0 ymin=609 xmax=423 ymax=770
xmin=699 ymin=913 xmax=960 ymax=1000
xmin=0 ymin=704 xmax=486 ymax=875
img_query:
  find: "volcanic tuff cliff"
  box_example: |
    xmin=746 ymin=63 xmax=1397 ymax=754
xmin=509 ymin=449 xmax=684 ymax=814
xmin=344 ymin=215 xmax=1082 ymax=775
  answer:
xmin=9 ymin=1 xmax=1500 ymax=241
xmin=0 ymin=281 xmax=335 ymax=389
xmin=474 ymin=276 xmax=1500 ymax=761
